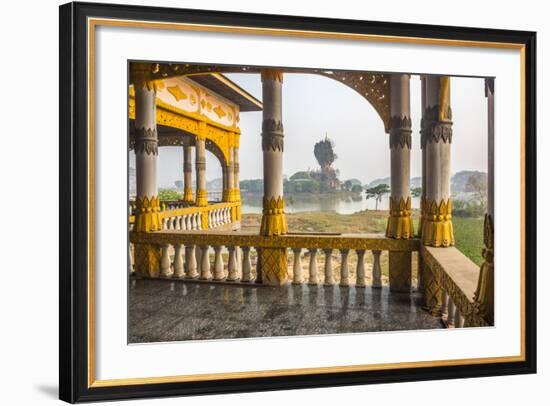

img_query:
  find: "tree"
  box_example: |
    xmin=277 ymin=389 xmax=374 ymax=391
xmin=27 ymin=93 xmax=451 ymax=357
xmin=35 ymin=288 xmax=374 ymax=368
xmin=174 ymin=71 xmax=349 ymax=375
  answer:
xmin=364 ymin=184 xmax=390 ymax=210
xmin=174 ymin=180 xmax=183 ymax=189
xmin=351 ymin=184 xmax=363 ymax=193
xmin=313 ymin=136 xmax=337 ymax=171
xmin=411 ymin=186 xmax=422 ymax=198
xmin=465 ymin=174 xmax=488 ymax=209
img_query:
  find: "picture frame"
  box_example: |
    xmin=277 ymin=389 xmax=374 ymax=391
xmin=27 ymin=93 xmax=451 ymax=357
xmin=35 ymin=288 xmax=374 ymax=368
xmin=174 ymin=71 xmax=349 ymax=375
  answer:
xmin=59 ymin=1 xmax=537 ymax=403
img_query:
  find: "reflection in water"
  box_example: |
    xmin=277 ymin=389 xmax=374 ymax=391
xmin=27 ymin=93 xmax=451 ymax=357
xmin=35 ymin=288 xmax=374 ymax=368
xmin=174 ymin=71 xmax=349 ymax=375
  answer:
xmin=241 ymin=193 xmax=420 ymax=215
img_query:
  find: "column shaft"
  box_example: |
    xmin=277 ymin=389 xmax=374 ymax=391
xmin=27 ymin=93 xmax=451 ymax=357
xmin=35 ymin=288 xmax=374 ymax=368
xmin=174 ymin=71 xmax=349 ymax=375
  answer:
xmin=386 ymin=74 xmax=414 ymax=239
xmin=195 ymin=124 xmax=208 ymax=207
xmin=421 ymin=76 xmax=454 ymax=247
xmin=183 ymin=145 xmax=194 ymax=202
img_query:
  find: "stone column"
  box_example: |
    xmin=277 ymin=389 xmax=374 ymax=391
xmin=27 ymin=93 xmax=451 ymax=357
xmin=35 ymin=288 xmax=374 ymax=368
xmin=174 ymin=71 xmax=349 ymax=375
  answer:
xmin=386 ymin=74 xmax=413 ymax=240
xmin=222 ymin=166 xmax=229 ymax=201
xmin=233 ymin=134 xmax=241 ymax=222
xmin=419 ymin=75 xmax=427 ymax=238
xmin=471 ymin=78 xmax=494 ymax=326
xmin=421 ymin=75 xmax=455 ymax=247
xmin=386 ymin=74 xmax=413 ymax=292
xmin=182 ymin=145 xmax=194 ymax=203
xmin=227 ymin=145 xmax=235 ymax=201
xmin=131 ymin=63 xmax=162 ymax=278
xmin=195 ymin=122 xmax=208 ymax=207
xmin=259 ymin=69 xmax=288 ymax=285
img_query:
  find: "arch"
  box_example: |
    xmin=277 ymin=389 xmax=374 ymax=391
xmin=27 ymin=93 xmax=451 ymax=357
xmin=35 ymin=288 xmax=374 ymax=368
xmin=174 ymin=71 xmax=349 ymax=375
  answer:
xmin=145 ymin=63 xmax=391 ymax=131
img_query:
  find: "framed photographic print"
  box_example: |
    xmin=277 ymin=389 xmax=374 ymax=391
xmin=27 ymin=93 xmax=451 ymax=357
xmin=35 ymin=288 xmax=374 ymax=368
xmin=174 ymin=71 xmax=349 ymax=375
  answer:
xmin=59 ymin=1 xmax=537 ymax=403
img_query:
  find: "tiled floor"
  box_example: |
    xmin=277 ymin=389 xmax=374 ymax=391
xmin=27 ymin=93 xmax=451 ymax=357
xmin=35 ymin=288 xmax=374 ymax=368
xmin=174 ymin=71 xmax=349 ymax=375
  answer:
xmin=128 ymin=279 xmax=443 ymax=343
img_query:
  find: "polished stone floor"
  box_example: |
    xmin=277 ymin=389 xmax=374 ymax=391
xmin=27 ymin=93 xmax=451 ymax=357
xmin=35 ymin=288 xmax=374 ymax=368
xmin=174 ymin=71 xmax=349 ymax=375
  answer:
xmin=128 ymin=279 xmax=442 ymax=343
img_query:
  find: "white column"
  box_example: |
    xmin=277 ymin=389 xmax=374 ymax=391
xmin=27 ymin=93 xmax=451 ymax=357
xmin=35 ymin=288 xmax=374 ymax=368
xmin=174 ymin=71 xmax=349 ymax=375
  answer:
xmin=386 ymin=74 xmax=413 ymax=239
xmin=421 ymin=76 xmax=454 ymax=247
xmin=339 ymin=249 xmax=350 ymax=287
xmin=308 ymin=248 xmax=319 ymax=285
xmin=173 ymin=244 xmax=184 ymax=278
xmin=227 ymin=246 xmax=239 ymax=281
xmin=195 ymin=124 xmax=208 ymax=207
xmin=199 ymin=245 xmax=211 ymax=280
xmin=292 ymin=248 xmax=304 ymax=284
xmin=183 ymin=145 xmax=194 ymax=202
xmin=372 ymin=250 xmax=382 ymax=288
xmin=260 ymin=69 xmax=287 ymax=236
xmin=323 ymin=249 xmax=334 ymax=285
xmin=213 ymin=246 xmax=224 ymax=280
xmin=356 ymin=250 xmax=366 ymax=287
xmin=185 ymin=245 xmax=198 ymax=278
xmin=241 ymin=247 xmax=253 ymax=282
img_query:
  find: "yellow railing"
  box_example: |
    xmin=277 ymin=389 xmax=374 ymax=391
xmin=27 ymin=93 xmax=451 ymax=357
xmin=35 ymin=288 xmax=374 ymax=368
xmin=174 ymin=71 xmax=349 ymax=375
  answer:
xmin=129 ymin=201 xmax=240 ymax=230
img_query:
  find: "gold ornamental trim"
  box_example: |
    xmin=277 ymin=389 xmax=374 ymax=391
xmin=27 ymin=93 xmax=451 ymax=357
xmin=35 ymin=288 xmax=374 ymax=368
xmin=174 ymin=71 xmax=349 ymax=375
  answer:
xmin=261 ymin=69 xmax=284 ymax=83
xmin=260 ymin=196 xmax=288 ymax=236
xmin=134 ymin=195 xmax=162 ymax=232
xmin=472 ymin=213 xmax=494 ymax=326
xmin=182 ymin=187 xmax=194 ymax=202
xmin=195 ymin=189 xmax=208 ymax=207
xmin=421 ymin=198 xmax=455 ymax=247
xmin=385 ymin=197 xmax=414 ymax=239
xmin=130 ymin=62 xmax=165 ymax=91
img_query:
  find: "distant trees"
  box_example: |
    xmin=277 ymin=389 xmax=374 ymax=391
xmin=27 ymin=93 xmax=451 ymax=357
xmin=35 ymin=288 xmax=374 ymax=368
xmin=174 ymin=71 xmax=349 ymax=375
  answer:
xmin=158 ymin=188 xmax=180 ymax=201
xmin=174 ymin=180 xmax=183 ymax=189
xmin=239 ymin=179 xmax=263 ymax=193
xmin=465 ymin=175 xmax=488 ymax=209
xmin=364 ymin=184 xmax=390 ymax=210
xmin=411 ymin=187 xmax=422 ymax=198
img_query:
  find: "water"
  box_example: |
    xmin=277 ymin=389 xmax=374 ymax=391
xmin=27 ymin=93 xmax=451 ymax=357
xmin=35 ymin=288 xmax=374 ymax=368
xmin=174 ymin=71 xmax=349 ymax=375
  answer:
xmin=240 ymin=193 xmax=421 ymax=215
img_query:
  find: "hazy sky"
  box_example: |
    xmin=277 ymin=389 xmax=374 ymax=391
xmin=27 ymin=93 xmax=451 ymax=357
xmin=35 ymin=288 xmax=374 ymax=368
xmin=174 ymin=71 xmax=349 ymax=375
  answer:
xmin=147 ymin=73 xmax=488 ymax=188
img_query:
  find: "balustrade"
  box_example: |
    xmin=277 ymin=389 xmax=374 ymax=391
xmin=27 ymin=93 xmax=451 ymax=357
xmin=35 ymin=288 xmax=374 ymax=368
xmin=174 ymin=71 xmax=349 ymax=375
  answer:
xmin=130 ymin=231 xmax=421 ymax=289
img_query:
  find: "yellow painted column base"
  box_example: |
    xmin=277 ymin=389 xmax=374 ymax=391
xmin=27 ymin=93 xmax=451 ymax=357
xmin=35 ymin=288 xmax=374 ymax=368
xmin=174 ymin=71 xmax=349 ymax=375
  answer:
xmin=260 ymin=248 xmax=288 ymax=285
xmin=134 ymin=243 xmax=160 ymax=278
xmin=195 ymin=189 xmax=208 ymax=207
xmin=135 ymin=195 xmax=162 ymax=232
xmin=386 ymin=197 xmax=414 ymax=239
xmin=260 ymin=196 xmax=288 ymax=236
xmin=182 ymin=188 xmax=194 ymax=203
xmin=421 ymin=198 xmax=455 ymax=247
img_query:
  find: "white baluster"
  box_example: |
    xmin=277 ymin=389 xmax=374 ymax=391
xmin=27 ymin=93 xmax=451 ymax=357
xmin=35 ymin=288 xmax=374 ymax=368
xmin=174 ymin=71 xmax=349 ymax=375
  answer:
xmin=227 ymin=246 xmax=239 ymax=281
xmin=356 ymin=249 xmax=366 ymax=287
xmin=199 ymin=245 xmax=211 ymax=280
xmin=161 ymin=218 xmax=167 ymax=230
xmin=185 ymin=245 xmax=198 ymax=278
xmin=196 ymin=213 xmax=202 ymax=230
xmin=323 ymin=249 xmax=334 ymax=285
xmin=308 ymin=248 xmax=319 ymax=285
xmin=185 ymin=214 xmax=191 ymax=230
xmin=173 ymin=244 xmax=184 ymax=278
xmin=447 ymin=298 xmax=456 ymax=327
xmin=292 ymin=248 xmax=304 ymax=284
xmin=160 ymin=244 xmax=173 ymax=278
xmin=128 ymin=243 xmax=135 ymax=274
xmin=191 ymin=213 xmax=197 ymax=230
xmin=441 ymin=289 xmax=449 ymax=319
xmin=241 ymin=246 xmax=253 ymax=282
xmin=176 ymin=216 xmax=182 ymax=230
xmin=372 ymin=250 xmax=382 ymax=288
xmin=339 ymin=249 xmax=349 ymax=286
xmin=213 ymin=246 xmax=224 ymax=280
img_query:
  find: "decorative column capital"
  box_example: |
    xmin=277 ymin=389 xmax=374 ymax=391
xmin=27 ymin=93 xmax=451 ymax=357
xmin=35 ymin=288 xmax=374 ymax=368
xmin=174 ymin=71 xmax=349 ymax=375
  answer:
xmin=130 ymin=62 xmax=164 ymax=91
xmin=260 ymin=196 xmax=288 ymax=236
xmin=135 ymin=128 xmax=158 ymax=155
xmin=420 ymin=105 xmax=453 ymax=148
xmin=134 ymin=195 xmax=162 ymax=232
xmin=261 ymin=119 xmax=284 ymax=152
xmin=385 ymin=197 xmax=414 ymax=239
xmin=261 ymin=69 xmax=284 ymax=83
xmin=389 ymin=115 xmax=412 ymax=149
xmin=421 ymin=198 xmax=455 ymax=247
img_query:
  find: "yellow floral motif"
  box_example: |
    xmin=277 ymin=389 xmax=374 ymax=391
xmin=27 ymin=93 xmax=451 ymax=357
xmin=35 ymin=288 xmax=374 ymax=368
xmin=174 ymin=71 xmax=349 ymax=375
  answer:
xmin=421 ymin=198 xmax=455 ymax=247
xmin=182 ymin=187 xmax=194 ymax=202
xmin=260 ymin=196 xmax=287 ymax=236
xmin=167 ymin=85 xmax=188 ymax=101
xmin=386 ymin=196 xmax=414 ymax=239
xmin=213 ymin=105 xmax=226 ymax=119
xmin=260 ymin=248 xmax=288 ymax=285
xmin=201 ymin=99 xmax=206 ymax=109
xmin=190 ymin=94 xmax=197 ymax=105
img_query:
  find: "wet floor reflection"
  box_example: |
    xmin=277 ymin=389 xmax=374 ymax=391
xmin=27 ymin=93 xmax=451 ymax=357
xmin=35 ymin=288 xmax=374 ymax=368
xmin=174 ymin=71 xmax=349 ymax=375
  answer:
xmin=128 ymin=279 xmax=442 ymax=343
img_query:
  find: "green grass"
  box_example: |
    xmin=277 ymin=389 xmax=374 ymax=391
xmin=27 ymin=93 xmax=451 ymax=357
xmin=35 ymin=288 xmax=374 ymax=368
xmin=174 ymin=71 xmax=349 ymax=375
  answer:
xmin=241 ymin=210 xmax=484 ymax=266
xmin=452 ymin=216 xmax=484 ymax=266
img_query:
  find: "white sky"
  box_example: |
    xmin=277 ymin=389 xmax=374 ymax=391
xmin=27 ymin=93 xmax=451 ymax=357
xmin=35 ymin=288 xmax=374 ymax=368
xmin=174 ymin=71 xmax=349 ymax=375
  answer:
xmin=149 ymin=73 xmax=488 ymax=188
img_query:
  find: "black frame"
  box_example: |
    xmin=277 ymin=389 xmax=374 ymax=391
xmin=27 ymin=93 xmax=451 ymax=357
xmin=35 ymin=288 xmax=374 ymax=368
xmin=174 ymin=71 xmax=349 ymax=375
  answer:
xmin=59 ymin=1 xmax=537 ymax=403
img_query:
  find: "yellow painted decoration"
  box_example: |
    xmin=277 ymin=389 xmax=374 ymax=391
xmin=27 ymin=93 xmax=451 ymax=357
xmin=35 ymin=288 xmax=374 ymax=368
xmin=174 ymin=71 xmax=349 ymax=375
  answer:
xmin=213 ymin=105 xmax=226 ymax=118
xmin=260 ymin=248 xmax=288 ymax=285
xmin=135 ymin=195 xmax=162 ymax=232
xmin=472 ymin=213 xmax=494 ymax=325
xmin=167 ymin=85 xmax=188 ymax=101
xmin=421 ymin=198 xmax=455 ymax=247
xmin=195 ymin=189 xmax=208 ymax=207
xmin=182 ymin=187 xmax=194 ymax=202
xmin=201 ymin=210 xmax=209 ymax=230
xmin=385 ymin=196 xmax=414 ymax=239
xmin=417 ymin=196 xmax=428 ymax=237
xmin=134 ymin=243 xmax=160 ymax=278
xmin=261 ymin=69 xmax=284 ymax=83
xmin=260 ymin=196 xmax=288 ymax=236
xmin=439 ymin=76 xmax=450 ymax=121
